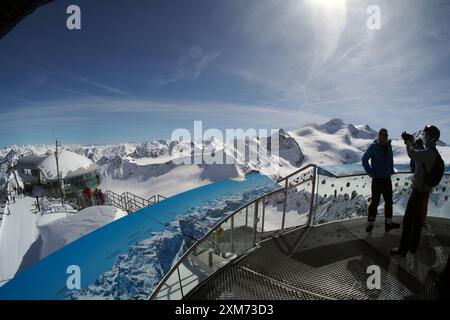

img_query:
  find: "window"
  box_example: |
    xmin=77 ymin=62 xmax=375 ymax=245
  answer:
xmin=64 ymin=170 xmax=100 ymax=192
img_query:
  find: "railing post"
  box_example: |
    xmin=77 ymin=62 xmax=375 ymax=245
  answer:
xmin=281 ymin=178 xmax=288 ymax=230
xmin=261 ymin=197 xmax=266 ymax=233
xmin=230 ymin=216 xmax=234 ymax=253
xmin=245 ymin=206 xmax=248 ymax=227
xmin=176 ymin=267 xmax=184 ymax=298
xmin=124 ymin=194 xmax=129 ymax=213
xmin=252 ymin=200 xmax=259 ymax=245
xmin=308 ymin=166 xmax=317 ymax=226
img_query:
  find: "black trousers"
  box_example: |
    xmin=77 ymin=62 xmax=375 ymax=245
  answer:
xmin=399 ymin=189 xmax=428 ymax=253
xmin=368 ymin=179 xmax=393 ymax=222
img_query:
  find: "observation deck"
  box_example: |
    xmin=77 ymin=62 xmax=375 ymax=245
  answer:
xmin=150 ymin=164 xmax=450 ymax=300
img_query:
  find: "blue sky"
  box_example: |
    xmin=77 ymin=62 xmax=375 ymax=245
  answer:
xmin=1 ymin=0 xmax=450 ymax=146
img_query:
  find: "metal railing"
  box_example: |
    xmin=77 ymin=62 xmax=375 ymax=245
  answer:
xmin=149 ymin=164 xmax=317 ymax=300
xmin=313 ymin=170 xmax=450 ymax=226
xmin=105 ymin=190 xmax=166 ymax=213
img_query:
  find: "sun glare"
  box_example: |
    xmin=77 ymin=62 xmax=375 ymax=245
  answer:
xmin=308 ymin=0 xmax=347 ymax=10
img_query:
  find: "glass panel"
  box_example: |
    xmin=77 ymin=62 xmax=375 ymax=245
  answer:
xmin=167 ymin=234 xmax=235 ymax=299
xmin=427 ymin=174 xmax=450 ymax=219
xmin=283 ymin=182 xmax=313 ymax=229
xmin=259 ymin=190 xmax=285 ymax=232
xmin=286 ymin=166 xmax=315 ymax=189
xmin=312 ymin=172 xmax=450 ymax=225
xmin=230 ymin=205 xmax=256 ymax=256
xmin=255 ymin=199 xmax=273 ymax=242
xmin=214 ymin=218 xmax=232 ymax=257
xmin=314 ymin=173 xmax=372 ymax=225
xmin=153 ymin=268 xmax=183 ymax=300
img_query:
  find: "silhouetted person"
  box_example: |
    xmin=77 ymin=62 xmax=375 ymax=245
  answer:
xmin=391 ymin=125 xmax=443 ymax=257
xmin=362 ymin=128 xmax=400 ymax=233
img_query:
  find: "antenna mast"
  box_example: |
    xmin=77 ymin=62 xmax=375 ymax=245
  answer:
xmin=55 ymin=140 xmax=65 ymax=205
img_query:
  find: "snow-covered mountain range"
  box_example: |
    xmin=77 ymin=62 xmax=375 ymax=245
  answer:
xmin=0 ymin=118 xmax=449 ymax=299
xmin=1 ymin=118 xmax=449 ymax=200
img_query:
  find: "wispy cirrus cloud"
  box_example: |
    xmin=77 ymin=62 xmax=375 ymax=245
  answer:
xmin=1 ymin=0 xmax=449 ymax=145
xmin=0 ymin=97 xmax=325 ymax=132
xmin=154 ymin=46 xmax=220 ymax=86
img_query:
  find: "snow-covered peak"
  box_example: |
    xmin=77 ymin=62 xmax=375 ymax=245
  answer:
xmin=354 ymin=124 xmax=378 ymax=139
xmin=313 ymin=118 xmax=378 ymax=139
xmin=293 ymin=119 xmax=377 ymax=141
xmin=0 ymin=149 xmax=19 ymax=165
xmin=289 ymin=119 xmax=379 ymax=166
xmin=131 ymin=140 xmax=170 ymax=159
xmin=316 ymin=118 xmax=346 ymax=134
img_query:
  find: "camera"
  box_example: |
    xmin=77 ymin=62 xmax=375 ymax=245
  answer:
xmin=401 ymin=131 xmax=414 ymax=143
xmin=413 ymin=137 xmax=424 ymax=149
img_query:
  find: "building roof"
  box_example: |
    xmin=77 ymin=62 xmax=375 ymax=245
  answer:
xmin=15 ymin=155 xmax=46 ymax=167
xmin=17 ymin=151 xmax=98 ymax=180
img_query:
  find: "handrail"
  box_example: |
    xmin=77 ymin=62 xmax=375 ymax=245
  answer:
xmin=316 ymin=166 xmax=450 ymax=179
xmin=105 ymin=190 xmax=166 ymax=213
xmin=277 ymin=163 xmax=316 ymax=183
xmin=149 ymin=164 xmax=317 ymax=300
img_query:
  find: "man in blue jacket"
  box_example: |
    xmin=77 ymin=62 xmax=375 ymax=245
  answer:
xmin=362 ymin=128 xmax=400 ymax=233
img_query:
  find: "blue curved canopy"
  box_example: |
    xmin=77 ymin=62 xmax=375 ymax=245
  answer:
xmin=0 ymin=172 xmax=279 ymax=300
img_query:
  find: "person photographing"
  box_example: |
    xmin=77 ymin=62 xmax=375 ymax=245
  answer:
xmin=391 ymin=125 xmax=445 ymax=257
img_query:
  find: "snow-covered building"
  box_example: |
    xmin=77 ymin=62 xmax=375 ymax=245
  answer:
xmin=16 ymin=151 xmax=100 ymax=196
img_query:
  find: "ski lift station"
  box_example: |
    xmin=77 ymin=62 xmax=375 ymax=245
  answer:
xmin=15 ymin=151 xmax=100 ymax=197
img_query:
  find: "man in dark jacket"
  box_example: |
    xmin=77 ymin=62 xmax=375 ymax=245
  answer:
xmin=362 ymin=128 xmax=400 ymax=233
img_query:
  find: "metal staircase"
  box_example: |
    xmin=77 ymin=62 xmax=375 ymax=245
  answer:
xmin=105 ymin=190 xmax=166 ymax=213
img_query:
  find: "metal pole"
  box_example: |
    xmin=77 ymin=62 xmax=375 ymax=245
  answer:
xmin=308 ymin=166 xmax=317 ymax=226
xmin=55 ymin=140 xmax=64 ymax=206
xmin=245 ymin=206 xmax=248 ymax=227
xmin=281 ymin=178 xmax=288 ymax=230
xmin=252 ymin=200 xmax=259 ymax=245
xmin=176 ymin=267 xmax=184 ymax=298
xmin=230 ymin=216 xmax=234 ymax=253
xmin=261 ymin=197 xmax=266 ymax=233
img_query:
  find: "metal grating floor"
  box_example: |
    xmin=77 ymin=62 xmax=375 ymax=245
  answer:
xmin=186 ymin=217 xmax=450 ymax=300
